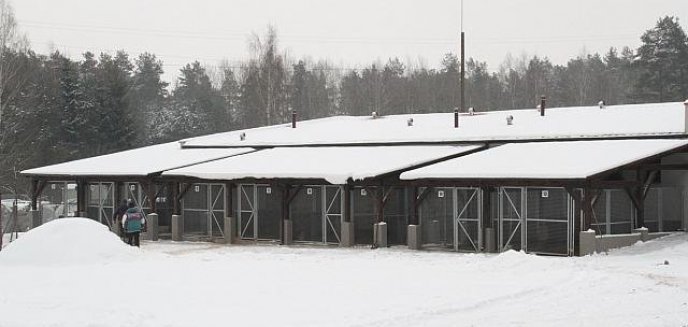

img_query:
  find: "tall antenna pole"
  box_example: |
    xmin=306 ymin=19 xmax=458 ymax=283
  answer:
xmin=460 ymin=0 xmax=465 ymax=117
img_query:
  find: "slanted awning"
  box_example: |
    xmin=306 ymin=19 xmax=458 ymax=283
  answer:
xmin=163 ymin=145 xmax=483 ymax=184
xmin=400 ymin=139 xmax=688 ymax=182
xmin=21 ymin=142 xmax=255 ymax=178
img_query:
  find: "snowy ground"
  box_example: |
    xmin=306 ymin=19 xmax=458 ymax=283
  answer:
xmin=1 ymin=219 xmax=687 ymax=327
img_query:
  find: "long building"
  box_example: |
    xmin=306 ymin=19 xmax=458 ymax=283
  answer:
xmin=21 ymin=101 xmax=688 ymax=256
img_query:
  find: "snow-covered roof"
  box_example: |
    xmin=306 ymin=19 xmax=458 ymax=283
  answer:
xmin=182 ymin=102 xmax=686 ymax=147
xmin=400 ymin=139 xmax=688 ymax=180
xmin=163 ymin=145 xmax=482 ymax=184
xmin=21 ymin=142 xmax=254 ymax=177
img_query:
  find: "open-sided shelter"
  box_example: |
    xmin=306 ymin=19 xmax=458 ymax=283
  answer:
xmin=21 ymin=101 xmax=688 ymax=255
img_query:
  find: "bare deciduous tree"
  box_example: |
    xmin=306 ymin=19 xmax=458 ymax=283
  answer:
xmin=0 ymin=0 xmax=28 ymax=129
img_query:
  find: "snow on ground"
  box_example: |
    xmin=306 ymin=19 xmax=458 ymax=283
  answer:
xmin=0 ymin=218 xmax=138 ymax=266
xmin=0 ymin=219 xmax=687 ymax=327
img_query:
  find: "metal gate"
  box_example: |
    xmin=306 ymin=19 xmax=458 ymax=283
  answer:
xmin=498 ymin=187 xmax=524 ymax=252
xmin=591 ymin=189 xmax=633 ymax=235
xmin=525 ymin=188 xmax=572 ymax=256
xmin=323 ymin=186 xmax=343 ymax=244
xmin=182 ymin=183 xmax=225 ymax=239
xmin=419 ymin=187 xmax=453 ymax=249
xmin=41 ymin=182 xmax=77 ymax=221
xmin=644 ymin=188 xmax=660 ymax=232
xmin=237 ymin=184 xmax=281 ymax=241
xmin=87 ymin=182 xmax=115 ymax=227
xmin=454 ymin=188 xmax=482 ymax=252
xmin=238 ymin=184 xmax=257 ymax=240
xmin=125 ymin=183 xmax=151 ymax=214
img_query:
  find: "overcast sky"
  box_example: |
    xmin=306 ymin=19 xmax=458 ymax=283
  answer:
xmin=12 ymin=0 xmax=688 ymax=82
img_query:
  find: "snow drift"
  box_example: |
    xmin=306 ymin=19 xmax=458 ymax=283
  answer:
xmin=0 ymin=218 xmax=138 ymax=266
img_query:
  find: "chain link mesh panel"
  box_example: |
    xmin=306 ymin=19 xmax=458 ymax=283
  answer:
xmin=456 ymin=188 xmax=480 ymax=252
xmin=86 ymin=183 xmax=114 ymax=227
xmin=591 ymin=190 xmax=607 ymax=234
xmin=324 ymin=186 xmax=343 ymax=244
xmin=661 ymin=186 xmax=683 ymax=231
xmin=644 ymin=188 xmax=660 ymax=232
xmin=352 ymin=187 xmax=374 ymax=245
xmin=291 ymin=186 xmax=323 ymax=243
xmin=183 ymin=184 xmax=209 ymax=236
xmin=40 ymin=182 xmax=75 ymax=222
xmin=501 ymin=188 xmax=523 ymax=251
xmin=210 ymin=185 xmax=225 ymax=238
xmin=420 ymin=187 xmax=453 ymax=249
xmin=609 ymin=189 xmax=632 ymax=234
xmin=385 ymin=187 xmax=408 ymax=246
xmin=238 ymin=184 xmax=255 ymax=239
xmin=526 ymin=188 xmax=569 ymax=255
xmin=257 ymin=185 xmax=280 ymax=240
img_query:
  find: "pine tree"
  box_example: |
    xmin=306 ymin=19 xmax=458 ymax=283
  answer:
xmin=635 ymin=16 xmax=688 ymax=102
xmin=93 ymin=51 xmax=135 ymax=154
xmin=381 ymin=58 xmax=406 ymax=114
xmin=130 ymin=52 xmax=169 ymax=144
xmin=219 ymin=68 xmax=239 ymax=130
xmin=291 ymin=60 xmax=309 ymax=119
xmin=438 ymin=53 xmax=460 ymax=111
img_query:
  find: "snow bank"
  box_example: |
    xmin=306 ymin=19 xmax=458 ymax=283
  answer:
xmin=0 ymin=218 xmax=138 ymax=266
xmin=0 ymin=234 xmax=687 ymax=326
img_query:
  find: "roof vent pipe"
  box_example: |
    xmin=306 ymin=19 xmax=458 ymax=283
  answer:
xmin=407 ymin=118 xmax=414 ymax=127
xmin=371 ymin=111 xmax=378 ymax=119
xmin=291 ymin=110 xmax=297 ymax=128
xmin=454 ymin=107 xmax=459 ymax=128
xmin=540 ymin=96 xmax=546 ymax=116
xmin=598 ymin=100 xmax=605 ymax=109
xmin=468 ymin=107 xmax=475 ymax=115
xmin=239 ymin=132 xmax=246 ymax=141
xmin=506 ymin=115 xmax=514 ymax=125
xmin=684 ymin=100 xmax=688 ymax=133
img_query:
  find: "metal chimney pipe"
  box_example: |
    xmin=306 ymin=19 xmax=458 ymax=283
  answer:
xmin=454 ymin=108 xmax=459 ymax=128
xmin=291 ymin=110 xmax=297 ymax=128
xmin=540 ymin=96 xmax=546 ymax=116
xmin=684 ymin=100 xmax=688 ymax=133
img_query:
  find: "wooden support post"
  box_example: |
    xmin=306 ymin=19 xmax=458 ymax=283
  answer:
xmin=566 ymin=187 xmax=582 ymax=256
xmin=411 ymin=187 xmax=420 ymax=226
xmin=412 ymin=187 xmax=432 ymax=226
xmin=481 ymin=187 xmax=492 ymax=229
xmin=281 ymin=185 xmax=291 ymax=222
xmin=171 ymin=182 xmax=181 ymax=215
xmin=280 ymin=184 xmax=299 ymax=245
xmin=226 ymin=183 xmax=234 ymax=218
xmin=114 ymin=181 xmax=124 ymax=206
xmin=343 ymin=185 xmax=352 ymax=223
xmin=624 ymin=169 xmax=656 ymax=229
xmin=635 ymin=187 xmax=645 ymax=229
xmin=30 ymin=179 xmax=39 ymax=211
xmin=76 ymin=179 xmax=87 ymax=215
xmin=142 ymin=181 xmax=157 ymax=213
xmin=175 ymin=182 xmax=192 ymax=212
xmin=624 ymin=187 xmax=642 ymax=228
xmin=374 ymin=187 xmax=385 ymax=224
xmin=582 ymin=188 xmax=594 ymax=232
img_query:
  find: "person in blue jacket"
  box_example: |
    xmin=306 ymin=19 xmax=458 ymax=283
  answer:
xmin=121 ymin=199 xmax=146 ymax=247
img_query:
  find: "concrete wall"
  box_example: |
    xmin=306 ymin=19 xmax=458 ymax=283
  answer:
xmin=595 ymin=233 xmax=642 ymax=253
xmin=407 ymin=225 xmax=421 ymax=250
xmin=579 ymin=230 xmax=672 ymax=255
